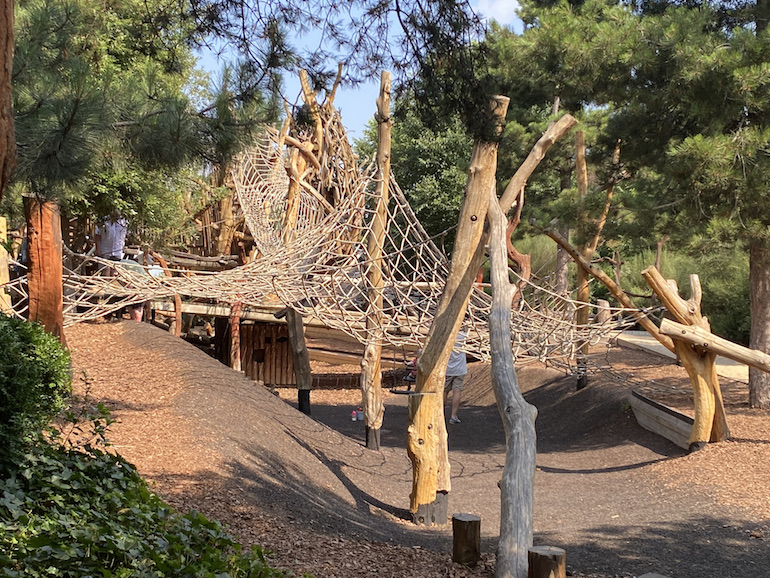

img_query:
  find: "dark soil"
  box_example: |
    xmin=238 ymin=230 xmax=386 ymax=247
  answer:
xmin=67 ymin=322 xmax=770 ymax=578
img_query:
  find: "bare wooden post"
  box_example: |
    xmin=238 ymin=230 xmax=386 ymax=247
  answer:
xmin=488 ymin=187 xmax=538 ymax=578
xmin=287 ymin=307 xmax=312 ymax=415
xmin=642 ymin=267 xmax=729 ymax=448
xmin=361 ymin=71 xmax=392 ymax=451
xmin=229 ymin=301 xmax=242 ymax=371
xmin=0 ymin=216 xmax=11 ymax=313
xmin=24 ymin=196 xmax=66 ymax=345
xmin=574 ymin=132 xmax=590 ymax=390
xmin=407 ymin=392 xmax=444 ymax=524
xmin=528 ymin=546 xmax=566 ymax=578
xmin=452 ymin=513 xmax=481 ymax=567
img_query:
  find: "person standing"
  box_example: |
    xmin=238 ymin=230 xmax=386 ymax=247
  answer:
xmin=95 ymin=212 xmax=128 ymax=260
xmin=445 ymin=333 xmax=467 ymax=424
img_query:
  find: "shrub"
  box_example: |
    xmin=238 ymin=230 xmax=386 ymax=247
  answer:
xmin=0 ymin=315 xmax=72 ymax=464
xmin=0 ymin=440 xmax=287 ymax=577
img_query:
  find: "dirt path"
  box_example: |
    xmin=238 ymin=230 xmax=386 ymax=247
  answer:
xmin=68 ymin=321 xmax=770 ymax=578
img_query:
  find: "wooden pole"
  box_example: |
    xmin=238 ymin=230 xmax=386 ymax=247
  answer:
xmin=287 ymin=307 xmax=312 ymax=415
xmin=0 ymin=216 xmax=11 ymax=313
xmin=24 ymin=196 xmax=66 ymax=345
xmin=361 ymin=71 xmax=392 ymax=451
xmin=488 ymin=186 xmax=538 ymax=578
xmin=229 ymin=300 xmax=242 ymax=371
xmin=660 ymin=317 xmax=770 ymax=373
xmin=574 ymin=131 xmax=590 ymax=390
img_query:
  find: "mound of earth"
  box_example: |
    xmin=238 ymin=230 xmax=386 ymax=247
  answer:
xmin=67 ymin=321 xmax=770 ymax=578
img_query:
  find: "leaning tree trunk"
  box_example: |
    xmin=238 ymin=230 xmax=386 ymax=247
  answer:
xmin=24 ymin=196 xmax=66 ymax=345
xmin=487 ymin=188 xmax=537 ymax=578
xmin=409 ymin=96 xmax=510 ymax=524
xmin=749 ymin=238 xmax=770 ymax=409
xmin=0 ymin=0 xmax=14 ymax=203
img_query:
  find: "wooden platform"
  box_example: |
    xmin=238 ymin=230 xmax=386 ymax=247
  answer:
xmin=628 ymin=389 xmax=693 ymax=450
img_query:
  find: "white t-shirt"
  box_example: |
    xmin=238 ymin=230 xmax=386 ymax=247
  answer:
xmin=96 ymin=218 xmax=128 ymax=259
xmin=446 ymin=332 xmax=468 ymax=376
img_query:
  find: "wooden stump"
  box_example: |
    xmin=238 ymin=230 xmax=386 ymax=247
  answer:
xmin=528 ymin=546 xmax=566 ymax=578
xmin=452 ymin=513 xmax=481 ymax=567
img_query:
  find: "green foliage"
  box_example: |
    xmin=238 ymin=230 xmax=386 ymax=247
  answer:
xmin=0 ymin=315 xmax=71 ymax=465
xmin=609 ymin=246 xmax=750 ymax=344
xmin=0 ymin=440 xmax=287 ymax=577
xmin=355 ymin=105 xmax=474 ymax=253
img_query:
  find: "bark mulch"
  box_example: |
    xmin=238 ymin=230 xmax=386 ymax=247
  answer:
xmin=67 ymin=321 xmax=770 ymax=578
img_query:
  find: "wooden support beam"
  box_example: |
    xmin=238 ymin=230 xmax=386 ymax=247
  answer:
xmin=287 ymin=307 xmax=312 ymax=415
xmin=660 ymin=318 xmax=770 ymax=374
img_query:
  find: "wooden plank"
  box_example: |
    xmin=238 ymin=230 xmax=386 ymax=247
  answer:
xmin=308 ymin=348 xmax=362 ymax=365
xmin=629 ymin=391 xmax=692 ymax=450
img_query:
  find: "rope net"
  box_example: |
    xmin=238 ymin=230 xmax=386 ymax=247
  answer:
xmin=2 ymin=100 xmax=647 ymax=366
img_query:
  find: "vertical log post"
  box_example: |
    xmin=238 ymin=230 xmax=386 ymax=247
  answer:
xmin=642 ymin=267 xmax=730 ymax=449
xmin=452 ymin=513 xmax=481 ymax=567
xmin=488 ymin=186 xmax=538 ymax=578
xmin=287 ymin=307 xmax=312 ymax=415
xmin=229 ymin=301 xmax=242 ymax=372
xmin=24 ymin=195 xmax=66 ymax=345
xmin=0 ymin=216 xmax=11 ymax=313
xmin=574 ymin=132 xmax=590 ymax=390
xmin=527 ymin=546 xmax=566 ymax=578
xmin=361 ymin=71 xmax=392 ymax=451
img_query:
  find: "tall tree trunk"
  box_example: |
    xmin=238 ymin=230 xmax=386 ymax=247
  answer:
xmin=488 ymin=187 xmax=537 ymax=578
xmin=0 ymin=0 xmax=15 ymax=202
xmin=749 ymin=238 xmax=770 ymax=409
xmin=24 ymin=196 xmax=66 ymax=345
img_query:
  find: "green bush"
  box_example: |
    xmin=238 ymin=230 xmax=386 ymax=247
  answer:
xmin=0 ymin=440 xmax=287 ymax=577
xmin=0 ymin=315 xmax=72 ymax=463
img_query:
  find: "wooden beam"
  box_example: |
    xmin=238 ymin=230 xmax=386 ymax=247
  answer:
xmin=660 ymin=318 xmax=770 ymax=374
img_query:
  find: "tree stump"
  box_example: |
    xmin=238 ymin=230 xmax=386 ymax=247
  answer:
xmin=528 ymin=546 xmax=566 ymax=578
xmin=452 ymin=513 xmax=481 ymax=567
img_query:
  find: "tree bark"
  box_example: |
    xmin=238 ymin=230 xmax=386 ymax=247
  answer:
xmin=488 ymin=187 xmax=537 ymax=578
xmin=361 ymin=71 xmax=392 ymax=450
xmin=0 ymin=0 xmax=14 ymax=202
xmin=24 ymin=196 xmax=66 ymax=345
xmin=749 ymin=238 xmax=770 ymax=408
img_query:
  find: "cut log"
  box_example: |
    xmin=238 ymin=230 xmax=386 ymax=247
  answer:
xmin=527 ymin=546 xmax=566 ymax=578
xmin=24 ymin=196 xmax=66 ymax=345
xmin=452 ymin=513 xmax=481 ymax=567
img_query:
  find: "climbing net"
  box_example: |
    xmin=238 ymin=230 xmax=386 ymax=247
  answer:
xmin=2 ymin=95 xmax=647 ymax=365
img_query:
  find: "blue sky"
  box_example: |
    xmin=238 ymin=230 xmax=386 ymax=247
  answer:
xmin=199 ymin=1 xmax=522 ymax=139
